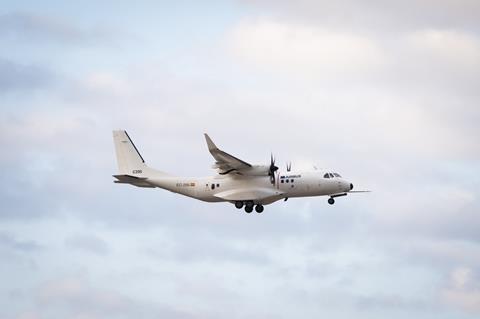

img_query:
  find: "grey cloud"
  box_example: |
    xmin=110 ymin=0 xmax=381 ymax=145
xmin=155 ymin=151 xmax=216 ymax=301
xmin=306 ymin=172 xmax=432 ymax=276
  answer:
xmin=0 ymin=12 xmax=112 ymax=45
xmin=145 ymin=230 xmax=272 ymax=265
xmin=65 ymin=234 xmax=109 ymax=255
xmin=22 ymin=276 xmax=195 ymax=319
xmin=0 ymin=12 xmax=84 ymax=42
xmin=0 ymin=59 xmax=54 ymax=93
xmin=0 ymin=232 xmax=42 ymax=252
xmin=0 ymin=167 xmax=64 ymax=221
xmin=242 ymin=0 xmax=480 ymax=31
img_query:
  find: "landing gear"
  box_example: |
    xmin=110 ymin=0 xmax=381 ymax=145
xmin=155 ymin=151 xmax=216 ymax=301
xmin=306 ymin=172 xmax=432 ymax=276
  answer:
xmin=328 ymin=197 xmax=335 ymax=205
xmin=244 ymin=201 xmax=254 ymax=213
xmin=238 ymin=201 xmax=264 ymax=213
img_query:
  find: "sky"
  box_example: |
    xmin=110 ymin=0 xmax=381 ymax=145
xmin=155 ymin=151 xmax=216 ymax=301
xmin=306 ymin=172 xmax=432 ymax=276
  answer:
xmin=1 ymin=0 xmax=479 ymax=318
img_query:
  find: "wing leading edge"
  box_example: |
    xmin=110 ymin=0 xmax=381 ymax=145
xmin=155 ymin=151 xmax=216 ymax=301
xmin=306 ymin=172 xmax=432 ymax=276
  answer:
xmin=204 ymin=134 xmax=252 ymax=174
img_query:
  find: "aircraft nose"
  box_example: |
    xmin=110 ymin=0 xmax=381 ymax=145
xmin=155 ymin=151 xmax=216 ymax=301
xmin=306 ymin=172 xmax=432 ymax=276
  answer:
xmin=350 ymin=183 xmax=354 ymax=190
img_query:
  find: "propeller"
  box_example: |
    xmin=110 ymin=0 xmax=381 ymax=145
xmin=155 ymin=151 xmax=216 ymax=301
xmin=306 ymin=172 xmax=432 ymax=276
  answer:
xmin=268 ymin=153 xmax=279 ymax=184
xmin=286 ymin=161 xmax=292 ymax=172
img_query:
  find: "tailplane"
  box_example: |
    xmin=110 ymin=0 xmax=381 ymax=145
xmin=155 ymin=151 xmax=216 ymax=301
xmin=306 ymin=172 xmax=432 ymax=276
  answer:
xmin=112 ymin=130 xmax=169 ymax=182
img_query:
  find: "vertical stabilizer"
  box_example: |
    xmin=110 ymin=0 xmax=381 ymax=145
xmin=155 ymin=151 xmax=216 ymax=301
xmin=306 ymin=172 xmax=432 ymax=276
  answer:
xmin=112 ymin=130 xmax=168 ymax=178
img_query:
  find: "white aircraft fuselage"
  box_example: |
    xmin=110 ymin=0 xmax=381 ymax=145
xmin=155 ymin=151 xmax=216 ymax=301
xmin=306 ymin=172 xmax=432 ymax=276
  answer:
xmin=147 ymin=171 xmax=351 ymax=204
xmin=112 ymin=131 xmax=363 ymax=213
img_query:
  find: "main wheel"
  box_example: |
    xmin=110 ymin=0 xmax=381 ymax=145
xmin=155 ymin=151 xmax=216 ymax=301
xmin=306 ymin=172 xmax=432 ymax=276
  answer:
xmin=245 ymin=205 xmax=253 ymax=213
xmin=255 ymin=205 xmax=264 ymax=213
xmin=328 ymin=198 xmax=335 ymax=205
xmin=235 ymin=201 xmax=243 ymax=209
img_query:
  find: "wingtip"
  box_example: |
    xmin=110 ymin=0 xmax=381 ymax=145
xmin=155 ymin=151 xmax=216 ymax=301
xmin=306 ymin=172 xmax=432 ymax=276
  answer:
xmin=204 ymin=133 xmax=217 ymax=151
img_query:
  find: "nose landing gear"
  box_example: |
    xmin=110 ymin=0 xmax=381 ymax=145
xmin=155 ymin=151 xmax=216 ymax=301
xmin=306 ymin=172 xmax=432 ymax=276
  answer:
xmin=328 ymin=197 xmax=335 ymax=205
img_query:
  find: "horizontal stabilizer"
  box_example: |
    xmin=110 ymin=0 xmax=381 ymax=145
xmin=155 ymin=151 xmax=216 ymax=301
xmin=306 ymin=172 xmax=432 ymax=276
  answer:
xmin=113 ymin=175 xmax=156 ymax=188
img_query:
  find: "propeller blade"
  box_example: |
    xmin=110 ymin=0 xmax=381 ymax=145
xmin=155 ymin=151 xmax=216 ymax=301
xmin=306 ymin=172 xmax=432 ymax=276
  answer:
xmin=269 ymin=153 xmax=278 ymax=185
xmin=269 ymin=153 xmax=278 ymax=172
xmin=286 ymin=161 xmax=292 ymax=172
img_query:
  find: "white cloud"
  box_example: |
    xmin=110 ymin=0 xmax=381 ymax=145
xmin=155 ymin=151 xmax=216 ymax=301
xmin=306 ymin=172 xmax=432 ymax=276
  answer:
xmin=228 ymin=18 xmax=387 ymax=76
xmin=443 ymin=267 xmax=480 ymax=313
xmin=407 ymin=29 xmax=480 ymax=70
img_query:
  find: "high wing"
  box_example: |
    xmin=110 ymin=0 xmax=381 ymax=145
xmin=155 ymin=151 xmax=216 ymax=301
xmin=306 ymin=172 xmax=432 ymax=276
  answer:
xmin=204 ymin=134 xmax=252 ymax=174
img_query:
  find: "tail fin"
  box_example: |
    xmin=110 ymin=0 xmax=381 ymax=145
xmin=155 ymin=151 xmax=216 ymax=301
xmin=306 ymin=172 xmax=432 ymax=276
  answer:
xmin=112 ymin=130 xmax=169 ymax=178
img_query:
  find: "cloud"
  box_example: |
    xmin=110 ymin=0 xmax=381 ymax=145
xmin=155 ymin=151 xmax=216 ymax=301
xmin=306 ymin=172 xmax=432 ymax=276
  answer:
xmin=442 ymin=267 xmax=480 ymax=313
xmin=241 ymin=0 xmax=480 ymax=31
xmin=228 ymin=18 xmax=387 ymax=76
xmin=65 ymin=234 xmax=109 ymax=255
xmin=0 ymin=232 xmax=42 ymax=252
xmin=21 ymin=275 xmax=194 ymax=319
xmin=0 ymin=12 xmax=112 ymax=45
xmin=0 ymin=59 xmax=54 ymax=93
xmin=407 ymin=29 xmax=480 ymax=69
xmin=0 ymin=2 xmax=479 ymax=319
xmin=227 ymin=18 xmax=480 ymax=87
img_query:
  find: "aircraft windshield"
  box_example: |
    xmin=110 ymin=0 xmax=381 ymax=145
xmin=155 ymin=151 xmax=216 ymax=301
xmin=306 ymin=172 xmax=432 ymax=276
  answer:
xmin=324 ymin=172 xmax=342 ymax=178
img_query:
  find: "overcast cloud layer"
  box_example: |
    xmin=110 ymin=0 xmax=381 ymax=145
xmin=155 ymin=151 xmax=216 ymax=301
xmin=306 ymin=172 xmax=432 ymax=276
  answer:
xmin=1 ymin=1 xmax=479 ymax=318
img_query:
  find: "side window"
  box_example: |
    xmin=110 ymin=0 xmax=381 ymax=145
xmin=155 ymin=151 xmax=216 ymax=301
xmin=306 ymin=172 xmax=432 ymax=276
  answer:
xmin=211 ymin=184 xmax=215 ymax=190
xmin=216 ymin=183 xmax=220 ymax=187
xmin=323 ymin=173 xmax=330 ymax=178
xmin=286 ymin=179 xmax=289 ymax=183
xmin=291 ymin=179 xmax=294 ymax=183
xmin=281 ymin=180 xmax=284 ymax=183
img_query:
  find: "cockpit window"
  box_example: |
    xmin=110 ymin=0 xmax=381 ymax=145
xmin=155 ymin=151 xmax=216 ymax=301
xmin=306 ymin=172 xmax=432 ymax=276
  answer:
xmin=329 ymin=173 xmax=334 ymax=178
xmin=323 ymin=173 xmax=330 ymax=178
xmin=333 ymin=173 xmax=341 ymax=177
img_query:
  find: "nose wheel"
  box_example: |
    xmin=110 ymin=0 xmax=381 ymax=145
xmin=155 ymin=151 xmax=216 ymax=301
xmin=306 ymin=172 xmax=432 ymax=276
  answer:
xmin=328 ymin=197 xmax=335 ymax=205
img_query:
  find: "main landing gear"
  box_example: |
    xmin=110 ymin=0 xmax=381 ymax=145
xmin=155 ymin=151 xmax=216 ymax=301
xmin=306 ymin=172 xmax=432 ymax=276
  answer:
xmin=255 ymin=205 xmax=264 ymax=213
xmin=234 ymin=201 xmax=264 ymax=213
